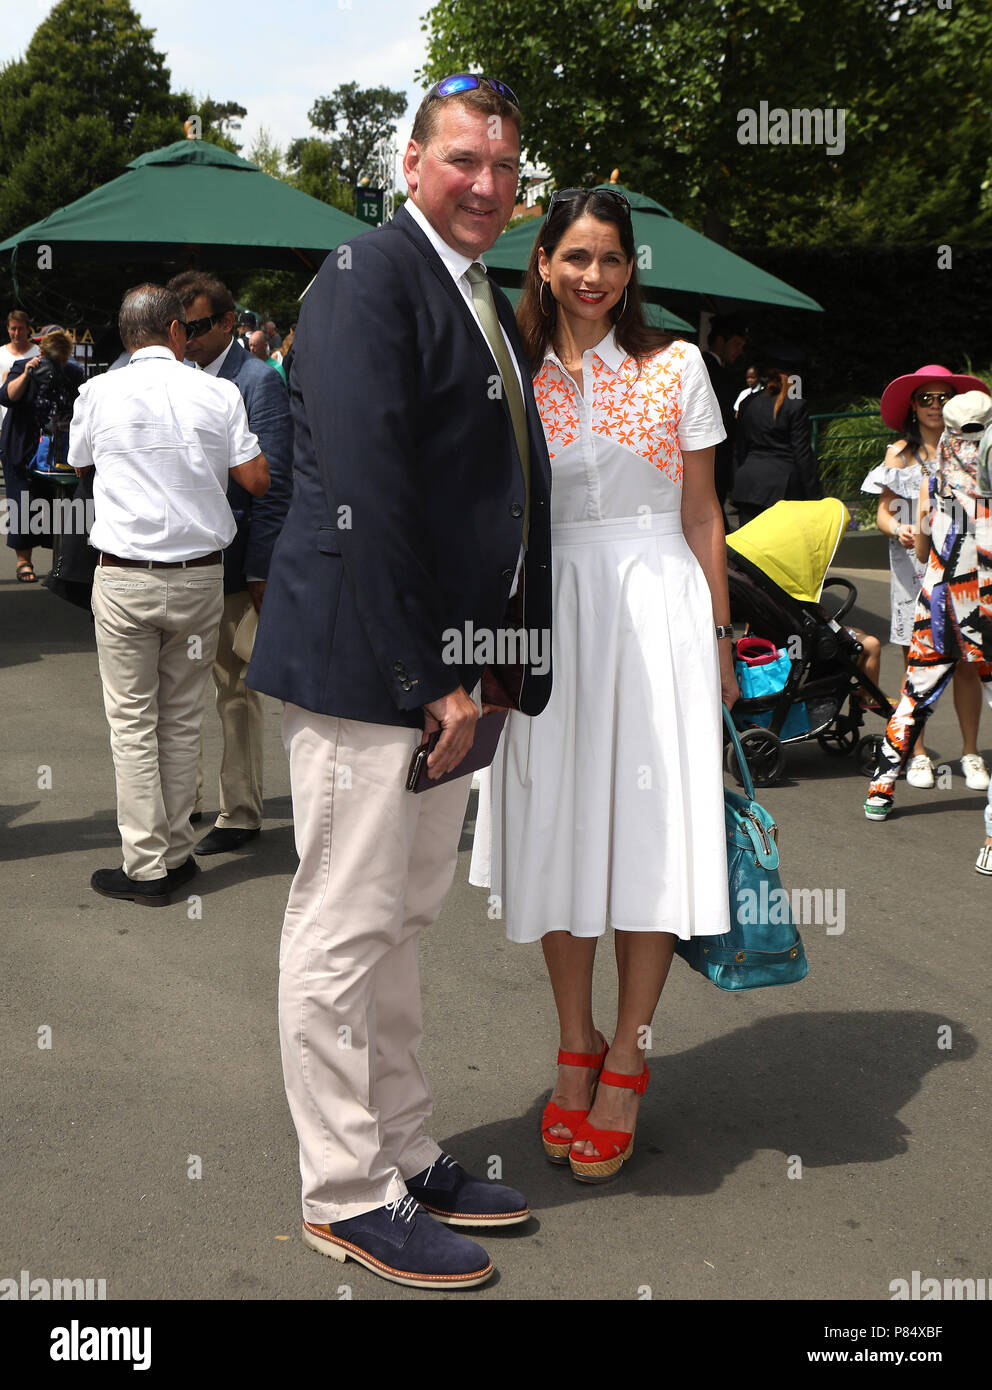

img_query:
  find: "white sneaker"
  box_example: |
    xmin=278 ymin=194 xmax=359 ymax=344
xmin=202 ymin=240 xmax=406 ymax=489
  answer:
xmin=976 ymin=845 xmax=992 ymax=875
xmin=906 ymin=755 xmax=935 ymax=789
xmin=961 ymin=755 xmax=990 ymax=790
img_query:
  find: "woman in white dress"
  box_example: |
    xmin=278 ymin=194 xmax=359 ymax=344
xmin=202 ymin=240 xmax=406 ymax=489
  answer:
xmin=861 ymin=365 xmax=989 ymax=791
xmin=470 ymin=188 xmax=738 ymax=1181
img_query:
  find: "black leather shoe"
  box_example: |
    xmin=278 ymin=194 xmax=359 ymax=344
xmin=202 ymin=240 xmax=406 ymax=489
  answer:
xmin=194 ymin=827 xmax=261 ymax=856
xmin=405 ymin=1153 xmax=530 ymax=1227
xmin=166 ymin=857 xmax=199 ymax=889
xmin=90 ymin=867 xmax=172 ymax=908
xmin=302 ymin=1196 xmax=493 ymax=1289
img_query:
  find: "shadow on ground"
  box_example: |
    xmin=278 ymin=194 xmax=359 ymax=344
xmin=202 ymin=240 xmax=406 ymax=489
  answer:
xmin=440 ymin=1009 xmax=975 ymax=1209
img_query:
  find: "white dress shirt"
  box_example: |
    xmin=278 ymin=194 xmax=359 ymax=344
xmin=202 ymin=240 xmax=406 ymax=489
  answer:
xmin=403 ymin=199 xmax=524 ymax=398
xmin=404 ymin=199 xmax=525 ymax=591
xmin=68 ymin=346 xmax=260 ymax=560
xmin=199 ymin=337 xmax=237 ymax=377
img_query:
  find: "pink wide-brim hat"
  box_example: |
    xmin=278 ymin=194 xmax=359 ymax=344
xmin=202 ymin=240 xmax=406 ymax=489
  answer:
xmin=880 ymin=364 xmax=989 ymax=431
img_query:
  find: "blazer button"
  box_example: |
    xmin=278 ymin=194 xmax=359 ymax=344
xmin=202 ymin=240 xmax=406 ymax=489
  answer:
xmin=500 ymin=567 xmax=514 ymax=582
xmin=393 ymin=661 xmax=405 ymax=673
xmin=510 ymin=502 xmax=523 ymax=518
xmin=401 ymin=679 xmax=412 ymax=691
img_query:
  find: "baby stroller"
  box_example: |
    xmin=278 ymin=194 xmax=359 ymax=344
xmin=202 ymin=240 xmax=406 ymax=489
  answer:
xmin=726 ymin=499 xmax=894 ymax=785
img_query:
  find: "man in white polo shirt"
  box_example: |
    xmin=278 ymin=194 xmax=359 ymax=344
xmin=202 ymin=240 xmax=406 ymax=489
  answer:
xmin=69 ymin=284 xmax=270 ymax=908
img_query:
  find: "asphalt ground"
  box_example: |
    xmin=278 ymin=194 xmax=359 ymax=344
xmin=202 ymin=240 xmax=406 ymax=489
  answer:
xmin=1 ymin=562 xmax=989 ymax=1334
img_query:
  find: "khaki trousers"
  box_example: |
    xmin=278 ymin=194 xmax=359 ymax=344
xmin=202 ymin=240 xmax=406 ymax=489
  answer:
xmin=91 ymin=564 xmax=224 ymax=880
xmin=279 ymin=702 xmax=472 ymax=1223
xmin=193 ymin=590 xmax=265 ymax=828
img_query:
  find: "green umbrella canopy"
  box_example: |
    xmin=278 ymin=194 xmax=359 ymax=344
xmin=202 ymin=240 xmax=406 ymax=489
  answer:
xmin=498 ymin=282 xmax=693 ymax=335
xmin=484 ymin=186 xmax=822 ymax=312
xmin=0 ymin=139 xmax=372 ymax=272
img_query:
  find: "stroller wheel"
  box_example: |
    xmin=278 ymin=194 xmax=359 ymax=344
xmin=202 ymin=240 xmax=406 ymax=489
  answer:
xmin=856 ymin=734 xmax=883 ymax=778
xmin=818 ymin=726 xmax=858 ymax=756
xmin=739 ymin=727 xmax=786 ymax=786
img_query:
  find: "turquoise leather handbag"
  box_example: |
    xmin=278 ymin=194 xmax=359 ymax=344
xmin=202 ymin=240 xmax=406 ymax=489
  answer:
xmin=674 ymin=706 xmax=810 ymax=991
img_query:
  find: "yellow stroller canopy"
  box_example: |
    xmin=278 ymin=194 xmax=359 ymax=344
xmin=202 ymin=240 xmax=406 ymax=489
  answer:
xmin=727 ymin=499 xmax=851 ymax=604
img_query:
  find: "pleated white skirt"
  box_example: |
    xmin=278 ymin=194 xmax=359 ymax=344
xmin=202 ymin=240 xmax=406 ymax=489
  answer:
xmin=470 ymin=514 xmax=731 ymax=943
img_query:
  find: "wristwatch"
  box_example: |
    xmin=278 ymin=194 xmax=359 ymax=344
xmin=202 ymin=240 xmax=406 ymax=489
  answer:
xmin=715 ymin=624 xmax=735 ymax=640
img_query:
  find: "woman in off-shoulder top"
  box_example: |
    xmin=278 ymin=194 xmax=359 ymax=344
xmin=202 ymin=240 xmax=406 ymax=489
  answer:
xmin=862 ymin=365 xmax=990 ymax=791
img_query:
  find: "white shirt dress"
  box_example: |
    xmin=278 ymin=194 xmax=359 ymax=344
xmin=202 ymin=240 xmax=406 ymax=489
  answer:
xmin=470 ymin=334 xmax=732 ymax=943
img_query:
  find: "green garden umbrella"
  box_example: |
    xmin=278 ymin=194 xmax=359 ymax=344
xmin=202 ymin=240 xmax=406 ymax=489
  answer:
xmin=484 ymin=186 xmax=822 ymax=312
xmin=0 ymin=139 xmax=372 ymax=272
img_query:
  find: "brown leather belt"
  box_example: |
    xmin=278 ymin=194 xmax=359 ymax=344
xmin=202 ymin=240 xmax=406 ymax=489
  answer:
xmin=98 ymin=551 xmax=222 ymax=570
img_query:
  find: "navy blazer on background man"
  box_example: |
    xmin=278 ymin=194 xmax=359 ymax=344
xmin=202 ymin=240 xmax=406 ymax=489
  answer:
xmin=215 ymin=344 xmax=293 ymax=594
xmin=247 ymin=203 xmax=553 ymax=729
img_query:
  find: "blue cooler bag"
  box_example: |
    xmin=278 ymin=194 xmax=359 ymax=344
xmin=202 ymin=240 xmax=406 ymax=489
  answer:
xmin=734 ymin=636 xmax=809 ymax=740
xmin=674 ymin=706 xmax=810 ymax=991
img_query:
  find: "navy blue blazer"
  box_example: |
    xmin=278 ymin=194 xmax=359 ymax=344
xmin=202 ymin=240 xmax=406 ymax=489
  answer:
xmin=215 ymin=342 xmax=293 ymax=593
xmin=247 ymin=203 xmax=553 ymax=728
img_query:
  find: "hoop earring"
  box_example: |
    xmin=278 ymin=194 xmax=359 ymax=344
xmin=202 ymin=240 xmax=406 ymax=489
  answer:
xmin=614 ymin=286 xmax=628 ymax=319
xmin=539 ymin=281 xmax=553 ymax=318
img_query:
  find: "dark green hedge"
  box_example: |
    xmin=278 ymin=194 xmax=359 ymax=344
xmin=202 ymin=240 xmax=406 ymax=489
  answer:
xmin=730 ymin=244 xmax=992 ymax=409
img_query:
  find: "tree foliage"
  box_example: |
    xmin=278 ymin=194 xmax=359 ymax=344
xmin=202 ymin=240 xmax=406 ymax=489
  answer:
xmin=284 ymin=137 xmax=355 ymax=214
xmin=285 ymin=81 xmax=408 ymax=214
xmin=419 ymin=0 xmax=992 ymax=247
xmin=0 ymin=0 xmax=245 ymax=244
xmin=306 ymin=82 xmax=408 ymax=188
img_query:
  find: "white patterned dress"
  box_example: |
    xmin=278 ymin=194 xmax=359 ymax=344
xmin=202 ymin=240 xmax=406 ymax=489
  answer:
xmin=861 ymin=450 xmax=931 ymax=646
xmin=470 ymin=333 xmax=731 ymax=943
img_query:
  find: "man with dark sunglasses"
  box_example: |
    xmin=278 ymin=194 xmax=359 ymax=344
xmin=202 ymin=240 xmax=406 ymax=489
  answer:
xmin=167 ymin=271 xmax=293 ymax=858
xmin=247 ymin=73 xmax=553 ymax=1290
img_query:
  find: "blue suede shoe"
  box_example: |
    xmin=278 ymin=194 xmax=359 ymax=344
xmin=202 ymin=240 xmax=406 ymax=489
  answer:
xmin=302 ymin=1196 xmax=493 ymax=1289
xmin=405 ymin=1153 xmax=530 ymax=1227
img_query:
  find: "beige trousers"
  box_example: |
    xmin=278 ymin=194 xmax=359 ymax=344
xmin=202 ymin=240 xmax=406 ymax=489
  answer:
xmin=279 ymin=702 xmax=472 ymax=1223
xmin=193 ymin=590 xmax=265 ymax=828
xmin=91 ymin=564 xmax=224 ymax=880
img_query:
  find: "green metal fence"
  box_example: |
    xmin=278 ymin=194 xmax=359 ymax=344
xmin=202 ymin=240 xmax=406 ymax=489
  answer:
xmin=810 ymin=410 xmax=891 ymax=524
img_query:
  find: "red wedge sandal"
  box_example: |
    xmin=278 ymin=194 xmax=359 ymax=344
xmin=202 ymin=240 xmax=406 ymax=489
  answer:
xmin=568 ymin=1065 xmax=650 ymax=1182
xmin=541 ymin=1035 xmax=608 ymax=1164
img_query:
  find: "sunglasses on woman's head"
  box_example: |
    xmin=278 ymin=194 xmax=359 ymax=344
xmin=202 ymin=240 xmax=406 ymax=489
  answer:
xmin=914 ymin=391 xmax=955 ymax=407
xmin=545 ymin=187 xmax=632 ymax=224
xmin=425 ymin=73 xmax=520 ymax=109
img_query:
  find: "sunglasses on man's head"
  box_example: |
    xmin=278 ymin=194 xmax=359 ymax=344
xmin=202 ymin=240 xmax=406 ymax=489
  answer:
xmin=184 ymin=312 xmax=224 ymax=340
xmin=914 ymin=391 xmax=955 ymax=407
xmin=546 ymin=187 xmax=632 ymax=222
xmin=425 ymin=73 xmax=520 ymax=109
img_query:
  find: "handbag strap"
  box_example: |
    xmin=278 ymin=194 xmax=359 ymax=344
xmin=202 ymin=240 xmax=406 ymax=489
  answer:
xmin=723 ymin=704 xmax=755 ymax=802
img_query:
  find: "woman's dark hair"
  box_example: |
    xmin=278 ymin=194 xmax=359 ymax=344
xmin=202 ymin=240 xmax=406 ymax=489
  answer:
xmin=762 ymin=368 xmax=790 ymax=421
xmin=516 ymin=189 xmax=672 ymax=376
xmin=900 ymin=403 xmax=924 ymax=452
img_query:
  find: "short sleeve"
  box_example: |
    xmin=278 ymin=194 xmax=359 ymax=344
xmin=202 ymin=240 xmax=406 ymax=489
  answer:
xmin=67 ymin=382 xmax=94 ymax=470
xmin=221 ymin=382 xmax=260 ymax=468
xmin=677 ymin=343 xmax=726 ymax=451
xmin=861 ymin=450 xmax=923 ymax=498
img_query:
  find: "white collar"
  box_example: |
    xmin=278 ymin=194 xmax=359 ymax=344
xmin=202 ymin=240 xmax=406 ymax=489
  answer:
xmin=404 ymin=198 xmax=477 ymax=284
xmin=544 ymin=330 xmax=627 ymax=375
xmin=197 ymin=337 xmax=236 ymax=376
xmin=129 ymin=345 xmax=177 ymax=363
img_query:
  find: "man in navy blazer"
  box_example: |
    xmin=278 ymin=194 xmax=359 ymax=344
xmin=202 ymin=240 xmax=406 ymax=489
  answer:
xmin=247 ymin=78 xmax=552 ymax=1290
xmin=168 ymin=273 xmax=293 ymax=856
